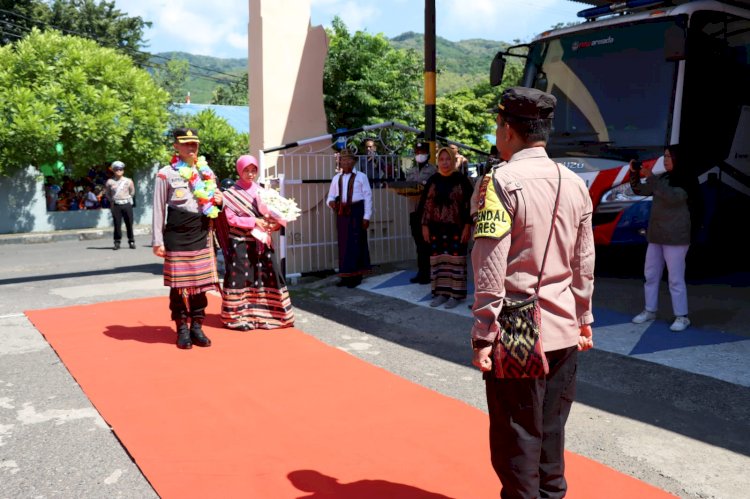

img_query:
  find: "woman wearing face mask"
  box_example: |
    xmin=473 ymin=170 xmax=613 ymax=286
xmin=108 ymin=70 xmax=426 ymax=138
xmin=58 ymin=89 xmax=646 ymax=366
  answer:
xmin=217 ymin=155 xmax=295 ymax=331
xmin=418 ymin=146 xmax=474 ymax=309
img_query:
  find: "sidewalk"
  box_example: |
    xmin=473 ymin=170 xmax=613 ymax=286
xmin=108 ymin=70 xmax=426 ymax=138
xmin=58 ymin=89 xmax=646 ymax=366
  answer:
xmin=0 ymin=225 xmax=152 ymax=245
xmin=358 ymin=269 xmax=750 ymax=387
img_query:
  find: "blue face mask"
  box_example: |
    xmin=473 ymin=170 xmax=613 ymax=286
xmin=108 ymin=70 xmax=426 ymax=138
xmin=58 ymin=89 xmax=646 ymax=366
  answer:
xmin=415 ymin=154 xmax=429 ymax=163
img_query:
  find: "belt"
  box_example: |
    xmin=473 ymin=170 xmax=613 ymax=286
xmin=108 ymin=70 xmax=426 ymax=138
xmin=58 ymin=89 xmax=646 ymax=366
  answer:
xmin=114 ymin=199 xmax=132 ymax=205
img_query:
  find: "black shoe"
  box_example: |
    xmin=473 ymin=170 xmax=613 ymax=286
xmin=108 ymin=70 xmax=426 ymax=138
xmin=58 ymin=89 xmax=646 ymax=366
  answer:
xmin=176 ymin=320 xmax=192 ymax=349
xmin=190 ymin=319 xmax=212 ymax=347
xmin=113 ymin=241 xmax=121 ymax=251
xmin=346 ymin=277 xmax=362 ymax=289
xmin=128 ymin=241 xmax=136 ymax=249
xmin=410 ymin=274 xmax=430 ymax=284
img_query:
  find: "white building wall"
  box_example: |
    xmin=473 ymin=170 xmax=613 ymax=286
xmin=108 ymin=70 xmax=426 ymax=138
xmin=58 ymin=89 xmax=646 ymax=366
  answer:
xmin=0 ymin=166 xmax=156 ymax=235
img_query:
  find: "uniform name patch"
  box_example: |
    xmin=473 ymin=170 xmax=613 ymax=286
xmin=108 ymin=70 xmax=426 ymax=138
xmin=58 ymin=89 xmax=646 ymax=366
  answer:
xmin=474 ymin=174 xmax=511 ymax=239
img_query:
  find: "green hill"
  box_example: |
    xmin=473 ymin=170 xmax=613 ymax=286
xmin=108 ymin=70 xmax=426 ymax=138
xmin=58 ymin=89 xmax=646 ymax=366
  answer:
xmin=149 ymin=51 xmax=247 ymax=104
xmin=155 ymin=33 xmax=513 ymax=104
xmin=389 ymin=32 xmax=514 ymax=95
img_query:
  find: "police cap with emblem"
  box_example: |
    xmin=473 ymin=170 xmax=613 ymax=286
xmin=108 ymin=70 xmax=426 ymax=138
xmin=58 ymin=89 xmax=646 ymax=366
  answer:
xmin=172 ymin=127 xmax=200 ymax=144
xmin=493 ymin=87 xmax=556 ymax=121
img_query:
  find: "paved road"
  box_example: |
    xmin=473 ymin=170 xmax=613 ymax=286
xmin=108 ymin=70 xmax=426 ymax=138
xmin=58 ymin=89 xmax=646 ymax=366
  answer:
xmin=0 ymin=234 xmax=748 ymax=498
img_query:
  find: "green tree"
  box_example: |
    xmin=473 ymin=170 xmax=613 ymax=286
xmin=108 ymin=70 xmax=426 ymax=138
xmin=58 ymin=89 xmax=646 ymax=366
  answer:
xmin=152 ymin=58 xmax=190 ymax=105
xmin=0 ymin=29 xmax=170 ymax=177
xmin=323 ymin=17 xmax=423 ymax=132
xmin=172 ymin=109 xmax=249 ymax=180
xmin=47 ymin=1 xmax=151 ymax=63
xmin=0 ymin=1 xmax=150 ymax=64
xmin=211 ymin=72 xmax=248 ymax=106
xmin=436 ymin=83 xmax=498 ymax=152
xmin=0 ymin=0 xmax=46 ymax=45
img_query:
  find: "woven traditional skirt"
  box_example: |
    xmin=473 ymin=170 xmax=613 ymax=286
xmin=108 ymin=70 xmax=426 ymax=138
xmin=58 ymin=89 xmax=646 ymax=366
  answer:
xmin=427 ymin=222 xmax=468 ymax=299
xmin=221 ymin=235 xmax=294 ymax=330
xmin=163 ymin=207 xmax=219 ymax=295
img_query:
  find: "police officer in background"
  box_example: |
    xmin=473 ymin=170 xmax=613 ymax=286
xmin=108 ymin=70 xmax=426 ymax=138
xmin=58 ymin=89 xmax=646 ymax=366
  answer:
xmin=470 ymin=87 xmax=595 ymax=498
xmin=406 ymin=141 xmax=437 ymax=284
xmin=104 ymin=160 xmax=136 ymax=250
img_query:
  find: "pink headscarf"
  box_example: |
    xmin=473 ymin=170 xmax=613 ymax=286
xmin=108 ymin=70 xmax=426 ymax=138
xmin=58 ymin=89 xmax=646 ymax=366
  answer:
xmin=235 ymin=155 xmax=259 ymax=190
xmin=236 ymin=154 xmax=258 ymax=176
xmin=232 ymin=154 xmax=268 ymax=216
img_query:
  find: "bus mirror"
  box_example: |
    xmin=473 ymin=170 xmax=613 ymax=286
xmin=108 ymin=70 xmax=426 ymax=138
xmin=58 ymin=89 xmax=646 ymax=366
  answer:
xmin=534 ymin=72 xmax=548 ymax=91
xmin=490 ymin=53 xmax=506 ymax=87
xmin=664 ymin=25 xmax=686 ymax=61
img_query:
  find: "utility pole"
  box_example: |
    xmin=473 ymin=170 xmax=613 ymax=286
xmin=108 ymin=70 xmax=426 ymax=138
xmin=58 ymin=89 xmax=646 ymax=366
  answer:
xmin=424 ymin=0 xmax=436 ymax=161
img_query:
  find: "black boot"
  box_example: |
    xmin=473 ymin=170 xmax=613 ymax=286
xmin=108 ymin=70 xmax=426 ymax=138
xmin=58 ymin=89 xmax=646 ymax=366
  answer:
xmin=113 ymin=241 xmax=121 ymax=251
xmin=190 ymin=318 xmax=211 ymax=347
xmin=175 ymin=319 xmax=192 ymax=349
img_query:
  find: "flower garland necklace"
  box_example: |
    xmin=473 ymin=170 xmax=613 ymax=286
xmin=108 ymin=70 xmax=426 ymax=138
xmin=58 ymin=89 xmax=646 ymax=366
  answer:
xmin=170 ymin=155 xmax=220 ymax=218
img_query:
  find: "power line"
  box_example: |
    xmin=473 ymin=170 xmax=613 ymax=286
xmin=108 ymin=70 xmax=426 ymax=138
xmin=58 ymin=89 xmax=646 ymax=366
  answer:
xmin=0 ymin=8 xmax=245 ymax=84
xmin=0 ymin=16 xmax=242 ymax=85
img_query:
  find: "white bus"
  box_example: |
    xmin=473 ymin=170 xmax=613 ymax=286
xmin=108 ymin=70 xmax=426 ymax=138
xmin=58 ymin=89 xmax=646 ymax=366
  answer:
xmin=491 ymin=0 xmax=749 ymax=262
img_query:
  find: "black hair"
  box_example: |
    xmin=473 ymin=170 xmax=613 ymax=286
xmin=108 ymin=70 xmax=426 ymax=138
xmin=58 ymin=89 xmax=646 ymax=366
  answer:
xmin=506 ymin=117 xmax=552 ymax=143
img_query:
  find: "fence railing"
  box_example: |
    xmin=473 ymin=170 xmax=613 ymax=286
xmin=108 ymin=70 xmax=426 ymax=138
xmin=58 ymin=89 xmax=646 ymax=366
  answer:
xmin=266 ymin=153 xmax=415 ymax=276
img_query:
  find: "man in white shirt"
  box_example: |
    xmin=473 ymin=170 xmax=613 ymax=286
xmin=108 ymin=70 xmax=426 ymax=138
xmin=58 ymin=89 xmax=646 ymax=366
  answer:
xmin=327 ymin=149 xmax=373 ymax=288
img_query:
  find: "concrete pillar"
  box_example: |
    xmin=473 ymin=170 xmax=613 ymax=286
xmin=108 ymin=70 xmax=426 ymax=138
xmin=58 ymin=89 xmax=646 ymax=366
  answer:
xmin=249 ymin=0 xmax=330 ymax=155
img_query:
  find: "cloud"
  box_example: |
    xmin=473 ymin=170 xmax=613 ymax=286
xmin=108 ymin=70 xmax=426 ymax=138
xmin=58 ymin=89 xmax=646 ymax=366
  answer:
xmin=119 ymin=0 xmax=249 ymax=57
xmin=440 ymin=0 xmax=580 ymax=42
xmin=310 ymin=0 xmax=381 ymax=33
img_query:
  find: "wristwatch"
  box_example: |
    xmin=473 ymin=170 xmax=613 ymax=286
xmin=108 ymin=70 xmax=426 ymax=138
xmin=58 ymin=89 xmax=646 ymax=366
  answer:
xmin=471 ymin=338 xmax=493 ymax=350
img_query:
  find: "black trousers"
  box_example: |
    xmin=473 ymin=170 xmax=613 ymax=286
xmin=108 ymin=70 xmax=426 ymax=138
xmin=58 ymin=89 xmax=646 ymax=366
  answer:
xmin=111 ymin=203 xmax=134 ymax=243
xmin=485 ymin=346 xmax=578 ymax=499
xmin=169 ymin=289 xmax=208 ymax=322
xmin=409 ymin=211 xmax=430 ymax=278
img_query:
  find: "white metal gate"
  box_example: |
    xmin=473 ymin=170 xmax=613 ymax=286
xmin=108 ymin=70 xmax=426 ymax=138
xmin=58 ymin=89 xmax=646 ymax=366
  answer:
xmin=266 ymin=153 xmax=415 ymax=276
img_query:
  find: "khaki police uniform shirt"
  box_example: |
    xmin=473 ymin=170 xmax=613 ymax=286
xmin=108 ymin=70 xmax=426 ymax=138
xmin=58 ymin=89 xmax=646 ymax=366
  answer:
xmin=105 ymin=177 xmax=134 ymax=204
xmin=471 ymin=147 xmax=595 ymax=352
xmin=151 ymin=164 xmax=202 ymax=247
xmin=405 ymin=162 xmax=437 ymax=213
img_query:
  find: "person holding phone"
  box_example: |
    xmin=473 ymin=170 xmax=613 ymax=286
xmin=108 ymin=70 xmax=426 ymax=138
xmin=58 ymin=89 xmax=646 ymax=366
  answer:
xmin=629 ymin=145 xmax=700 ymax=332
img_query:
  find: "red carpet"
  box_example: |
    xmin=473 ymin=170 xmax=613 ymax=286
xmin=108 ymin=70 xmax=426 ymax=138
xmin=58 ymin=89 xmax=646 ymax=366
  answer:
xmin=26 ymin=296 xmax=674 ymax=498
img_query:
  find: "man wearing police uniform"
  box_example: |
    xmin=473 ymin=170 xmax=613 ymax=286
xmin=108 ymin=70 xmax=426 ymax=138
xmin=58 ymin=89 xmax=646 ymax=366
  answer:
xmin=152 ymin=127 xmax=223 ymax=349
xmin=407 ymin=141 xmax=437 ymax=284
xmin=470 ymin=87 xmax=595 ymax=498
xmin=105 ymin=161 xmax=135 ymax=250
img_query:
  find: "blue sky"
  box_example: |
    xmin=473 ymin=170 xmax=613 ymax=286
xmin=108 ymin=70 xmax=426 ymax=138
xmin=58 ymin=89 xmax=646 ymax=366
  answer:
xmin=121 ymin=0 xmax=586 ymax=59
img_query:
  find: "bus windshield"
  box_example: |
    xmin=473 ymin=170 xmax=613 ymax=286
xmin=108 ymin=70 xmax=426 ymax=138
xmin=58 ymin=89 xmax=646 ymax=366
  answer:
xmin=525 ymin=18 xmax=680 ymax=163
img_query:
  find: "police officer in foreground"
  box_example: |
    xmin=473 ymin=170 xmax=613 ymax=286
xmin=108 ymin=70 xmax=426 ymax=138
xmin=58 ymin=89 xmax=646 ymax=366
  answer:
xmin=470 ymin=87 xmax=595 ymax=498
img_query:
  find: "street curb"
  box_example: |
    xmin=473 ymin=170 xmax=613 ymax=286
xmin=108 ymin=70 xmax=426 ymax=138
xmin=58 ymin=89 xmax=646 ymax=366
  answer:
xmin=0 ymin=225 xmax=152 ymax=246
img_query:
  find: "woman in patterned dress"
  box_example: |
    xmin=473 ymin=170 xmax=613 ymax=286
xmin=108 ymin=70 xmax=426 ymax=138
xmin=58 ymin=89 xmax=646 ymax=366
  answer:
xmin=218 ymin=155 xmax=294 ymax=330
xmin=419 ymin=146 xmax=474 ymax=309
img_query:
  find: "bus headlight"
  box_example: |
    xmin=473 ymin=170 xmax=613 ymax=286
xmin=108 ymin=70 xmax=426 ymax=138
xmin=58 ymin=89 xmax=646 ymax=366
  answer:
xmin=599 ymin=183 xmax=647 ymax=204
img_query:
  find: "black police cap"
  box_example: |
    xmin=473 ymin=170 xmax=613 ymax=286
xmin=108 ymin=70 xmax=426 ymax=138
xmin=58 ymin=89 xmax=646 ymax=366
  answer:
xmin=492 ymin=87 xmax=556 ymax=120
xmin=172 ymin=127 xmax=200 ymax=143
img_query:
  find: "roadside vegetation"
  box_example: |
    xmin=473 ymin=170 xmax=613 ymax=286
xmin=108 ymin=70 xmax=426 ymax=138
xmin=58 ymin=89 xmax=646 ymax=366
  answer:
xmin=0 ymin=3 xmax=523 ymax=178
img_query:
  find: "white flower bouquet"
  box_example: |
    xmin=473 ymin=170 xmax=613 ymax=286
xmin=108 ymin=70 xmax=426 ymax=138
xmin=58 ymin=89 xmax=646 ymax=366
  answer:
xmin=258 ymin=187 xmax=301 ymax=228
xmin=249 ymin=186 xmax=302 ymax=246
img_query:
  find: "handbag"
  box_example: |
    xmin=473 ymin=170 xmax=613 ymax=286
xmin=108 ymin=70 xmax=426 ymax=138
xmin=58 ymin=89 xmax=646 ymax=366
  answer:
xmin=492 ymin=164 xmax=561 ymax=379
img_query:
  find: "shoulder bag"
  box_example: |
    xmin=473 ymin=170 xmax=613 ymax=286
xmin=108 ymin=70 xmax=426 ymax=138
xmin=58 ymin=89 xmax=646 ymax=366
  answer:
xmin=492 ymin=164 xmax=561 ymax=379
